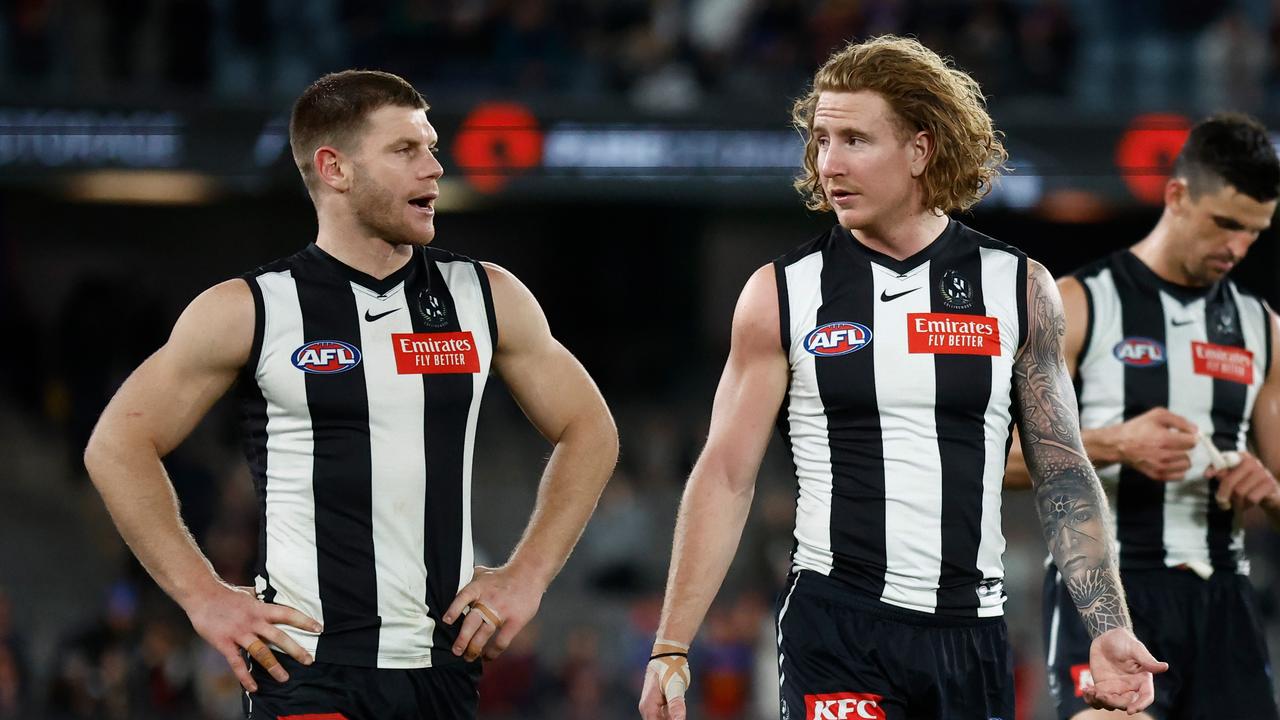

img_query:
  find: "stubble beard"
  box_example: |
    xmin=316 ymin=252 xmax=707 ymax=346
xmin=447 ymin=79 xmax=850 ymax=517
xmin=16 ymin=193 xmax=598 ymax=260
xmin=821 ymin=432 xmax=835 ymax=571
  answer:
xmin=351 ymin=172 xmax=431 ymax=247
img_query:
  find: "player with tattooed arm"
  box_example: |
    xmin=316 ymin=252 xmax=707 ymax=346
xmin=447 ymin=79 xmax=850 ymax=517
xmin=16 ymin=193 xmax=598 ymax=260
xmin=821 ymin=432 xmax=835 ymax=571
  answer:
xmin=639 ymin=35 xmax=1165 ymax=720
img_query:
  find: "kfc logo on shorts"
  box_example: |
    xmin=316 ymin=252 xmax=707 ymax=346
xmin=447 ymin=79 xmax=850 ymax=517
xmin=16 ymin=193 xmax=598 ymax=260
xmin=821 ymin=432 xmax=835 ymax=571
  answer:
xmin=1070 ymin=663 xmax=1093 ymax=698
xmin=292 ymin=340 xmax=361 ymax=374
xmin=805 ymin=692 xmax=886 ymax=720
xmin=1113 ymin=337 xmax=1165 ymax=367
xmin=804 ymin=322 xmax=873 ymax=357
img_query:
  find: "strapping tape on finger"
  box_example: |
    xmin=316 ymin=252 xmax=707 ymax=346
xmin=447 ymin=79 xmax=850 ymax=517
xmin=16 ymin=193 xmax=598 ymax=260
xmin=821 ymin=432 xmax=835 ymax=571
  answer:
xmin=468 ymin=600 xmax=504 ymax=629
xmin=246 ymin=640 xmax=278 ymax=669
xmin=648 ymin=639 xmax=691 ymax=701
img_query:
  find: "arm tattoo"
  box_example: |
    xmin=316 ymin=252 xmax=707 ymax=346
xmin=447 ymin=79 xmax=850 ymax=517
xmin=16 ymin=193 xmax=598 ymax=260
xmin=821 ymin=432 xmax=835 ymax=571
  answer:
xmin=1014 ymin=261 xmax=1132 ymax=638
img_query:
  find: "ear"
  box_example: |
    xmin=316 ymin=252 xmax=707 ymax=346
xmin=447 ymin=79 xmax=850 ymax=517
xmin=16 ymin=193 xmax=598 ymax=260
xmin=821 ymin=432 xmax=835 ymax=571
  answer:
xmin=1165 ymin=177 xmax=1189 ymax=216
xmin=909 ymin=130 xmax=933 ymax=178
xmin=313 ymin=146 xmax=351 ymax=192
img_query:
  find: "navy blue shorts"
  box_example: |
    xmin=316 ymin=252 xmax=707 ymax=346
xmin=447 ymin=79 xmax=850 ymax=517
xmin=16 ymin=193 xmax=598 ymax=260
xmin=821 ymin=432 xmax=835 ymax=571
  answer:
xmin=775 ymin=571 xmax=1014 ymax=720
xmin=243 ymin=653 xmax=480 ymax=720
xmin=1043 ymin=564 xmax=1278 ymax=720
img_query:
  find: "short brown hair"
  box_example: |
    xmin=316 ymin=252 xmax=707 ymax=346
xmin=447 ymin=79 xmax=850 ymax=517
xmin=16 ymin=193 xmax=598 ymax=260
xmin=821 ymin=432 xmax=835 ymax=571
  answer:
xmin=289 ymin=70 xmax=429 ymax=194
xmin=791 ymin=35 xmax=1007 ymax=214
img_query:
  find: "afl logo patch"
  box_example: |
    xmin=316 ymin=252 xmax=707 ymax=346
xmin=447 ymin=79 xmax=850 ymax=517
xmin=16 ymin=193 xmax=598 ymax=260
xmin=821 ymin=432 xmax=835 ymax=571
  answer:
xmin=1113 ymin=337 xmax=1165 ymax=367
xmin=292 ymin=340 xmax=362 ymax=374
xmin=804 ymin=322 xmax=872 ymax=357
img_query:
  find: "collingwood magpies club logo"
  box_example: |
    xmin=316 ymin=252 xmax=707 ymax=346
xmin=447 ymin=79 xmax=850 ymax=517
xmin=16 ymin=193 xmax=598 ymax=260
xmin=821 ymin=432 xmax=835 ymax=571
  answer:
xmin=417 ymin=289 xmax=449 ymax=327
xmin=939 ymin=269 xmax=973 ymax=310
xmin=1210 ymin=302 xmax=1240 ymax=342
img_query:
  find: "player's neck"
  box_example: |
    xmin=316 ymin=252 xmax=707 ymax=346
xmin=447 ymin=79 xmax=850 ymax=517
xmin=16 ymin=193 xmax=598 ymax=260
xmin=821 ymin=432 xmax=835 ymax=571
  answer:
xmin=1131 ymin=218 xmax=1202 ymax=288
xmin=848 ymin=209 xmax=949 ymax=261
xmin=314 ymin=216 xmax=414 ymax=280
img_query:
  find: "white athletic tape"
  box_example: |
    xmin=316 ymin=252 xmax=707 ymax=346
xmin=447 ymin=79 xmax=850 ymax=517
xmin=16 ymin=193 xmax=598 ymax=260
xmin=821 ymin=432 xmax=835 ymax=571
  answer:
xmin=649 ymin=639 xmax=691 ymax=701
xmin=1197 ymin=431 xmax=1242 ymax=471
xmin=1199 ymin=431 xmax=1243 ymax=511
xmin=647 ymin=654 xmax=690 ymax=701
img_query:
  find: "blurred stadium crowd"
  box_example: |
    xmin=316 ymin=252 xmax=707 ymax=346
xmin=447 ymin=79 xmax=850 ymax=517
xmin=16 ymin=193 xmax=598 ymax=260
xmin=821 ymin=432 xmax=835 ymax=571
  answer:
xmin=2 ymin=2 xmax=1280 ymax=719
xmin=1 ymin=0 xmax=1277 ymax=111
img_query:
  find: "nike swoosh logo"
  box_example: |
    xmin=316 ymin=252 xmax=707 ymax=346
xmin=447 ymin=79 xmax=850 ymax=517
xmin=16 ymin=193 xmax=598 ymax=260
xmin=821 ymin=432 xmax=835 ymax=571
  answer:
xmin=880 ymin=288 xmax=920 ymax=302
xmin=1171 ymin=318 xmax=1195 ymax=327
xmin=364 ymin=308 xmax=400 ymax=322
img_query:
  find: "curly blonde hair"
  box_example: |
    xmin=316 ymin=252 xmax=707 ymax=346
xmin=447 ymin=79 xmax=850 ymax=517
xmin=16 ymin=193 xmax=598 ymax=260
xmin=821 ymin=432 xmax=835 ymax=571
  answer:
xmin=791 ymin=35 xmax=1007 ymax=214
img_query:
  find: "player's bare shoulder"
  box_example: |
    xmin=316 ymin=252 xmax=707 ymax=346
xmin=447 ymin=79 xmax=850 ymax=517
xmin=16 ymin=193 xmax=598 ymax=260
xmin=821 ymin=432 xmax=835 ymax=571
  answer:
xmin=480 ymin=261 xmax=550 ymax=355
xmin=167 ymin=278 xmax=256 ymax=371
xmin=730 ymin=265 xmax=784 ymax=357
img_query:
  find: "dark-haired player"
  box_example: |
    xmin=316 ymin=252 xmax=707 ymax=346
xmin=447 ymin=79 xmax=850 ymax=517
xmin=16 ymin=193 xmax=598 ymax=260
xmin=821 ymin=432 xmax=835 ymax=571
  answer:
xmin=1007 ymin=113 xmax=1280 ymax=720
xmin=84 ymin=70 xmax=619 ymax=719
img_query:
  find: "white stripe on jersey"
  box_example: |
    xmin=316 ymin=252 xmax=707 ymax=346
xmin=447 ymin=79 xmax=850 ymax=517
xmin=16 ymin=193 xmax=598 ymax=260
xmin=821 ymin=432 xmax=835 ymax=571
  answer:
xmin=871 ymin=261 xmax=943 ymax=613
xmin=1078 ymin=268 xmax=1124 ymax=490
xmin=975 ymin=247 xmax=1020 ymax=615
xmin=254 ymin=270 xmax=323 ymax=652
xmin=351 ymin=280 xmax=433 ymax=663
xmin=435 ymin=258 xmax=494 ymax=594
xmin=784 ymin=253 xmax=836 ymax=576
xmin=1160 ymin=293 xmax=1215 ymax=568
xmin=1229 ymin=285 xmax=1266 ymax=563
xmin=1233 ymin=284 xmax=1267 ymax=445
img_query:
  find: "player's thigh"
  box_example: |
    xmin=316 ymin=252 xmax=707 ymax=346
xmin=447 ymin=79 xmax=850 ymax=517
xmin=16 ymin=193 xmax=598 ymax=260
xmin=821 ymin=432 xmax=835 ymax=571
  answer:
xmin=1190 ymin=574 xmax=1279 ymax=720
xmin=244 ymin=655 xmax=362 ymax=720
xmin=408 ymin=662 xmax=480 ymax=719
xmin=775 ymin=576 xmax=904 ymax=720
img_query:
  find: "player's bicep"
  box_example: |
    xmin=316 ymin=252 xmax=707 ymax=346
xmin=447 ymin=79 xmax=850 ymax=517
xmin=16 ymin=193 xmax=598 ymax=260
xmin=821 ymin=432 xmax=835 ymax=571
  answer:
xmin=697 ymin=266 xmax=789 ymax=490
xmin=1251 ymin=311 xmax=1280 ymax=475
xmin=1057 ymin=275 xmax=1088 ymax=377
xmin=91 ymin=280 xmax=254 ymax=457
xmin=1013 ymin=261 xmax=1090 ymax=481
xmin=486 ymin=264 xmax=611 ymax=444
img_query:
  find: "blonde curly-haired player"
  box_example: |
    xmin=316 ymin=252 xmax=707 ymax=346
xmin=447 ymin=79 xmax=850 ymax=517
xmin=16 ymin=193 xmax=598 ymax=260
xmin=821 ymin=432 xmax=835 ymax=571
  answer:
xmin=639 ymin=36 xmax=1166 ymax=720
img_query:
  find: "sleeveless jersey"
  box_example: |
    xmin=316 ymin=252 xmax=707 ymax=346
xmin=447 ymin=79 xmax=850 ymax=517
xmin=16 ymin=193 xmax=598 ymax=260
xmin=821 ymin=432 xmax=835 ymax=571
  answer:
xmin=774 ymin=220 xmax=1027 ymax=617
xmin=237 ymin=243 xmax=496 ymax=668
xmin=1074 ymin=250 xmax=1271 ymax=573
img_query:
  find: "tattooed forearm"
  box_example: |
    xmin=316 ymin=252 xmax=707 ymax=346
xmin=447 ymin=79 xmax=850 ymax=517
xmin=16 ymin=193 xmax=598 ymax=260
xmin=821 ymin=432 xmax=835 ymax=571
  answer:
xmin=1066 ymin=568 xmax=1127 ymax=633
xmin=1014 ymin=261 xmax=1131 ymax=638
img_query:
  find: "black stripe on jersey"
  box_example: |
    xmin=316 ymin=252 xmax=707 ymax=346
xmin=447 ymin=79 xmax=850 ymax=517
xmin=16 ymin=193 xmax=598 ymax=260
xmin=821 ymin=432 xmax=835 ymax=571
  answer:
xmin=775 ymin=261 xmax=791 ymax=352
xmin=816 ymin=247 xmax=886 ymax=600
xmin=1015 ymin=256 xmax=1028 ymax=350
xmin=1074 ymin=280 xmax=1095 ymax=400
xmin=1264 ymin=299 xmax=1274 ymax=376
xmin=1114 ymin=261 xmax=1167 ymax=569
xmin=771 ymin=260 xmax=798 ymax=561
xmin=470 ymin=258 xmax=500 ymax=348
xmin=1206 ymin=290 xmax=1248 ymax=567
xmin=239 ymin=277 xmax=276 ymax=604
xmin=294 ymin=267 xmax=380 ymax=666
xmin=1077 ymin=279 xmax=1095 ymax=363
xmin=412 ymin=257 xmax=474 ymax=666
xmin=931 ymin=244 xmax=991 ymax=613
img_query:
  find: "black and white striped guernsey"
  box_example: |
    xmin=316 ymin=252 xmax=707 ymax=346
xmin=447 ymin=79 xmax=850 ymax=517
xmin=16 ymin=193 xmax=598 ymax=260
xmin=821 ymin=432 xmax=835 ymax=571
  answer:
xmin=773 ymin=219 xmax=1027 ymax=617
xmin=1074 ymin=250 xmax=1272 ymax=574
xmin=236 ymin=243 xmax=497 ymax=668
